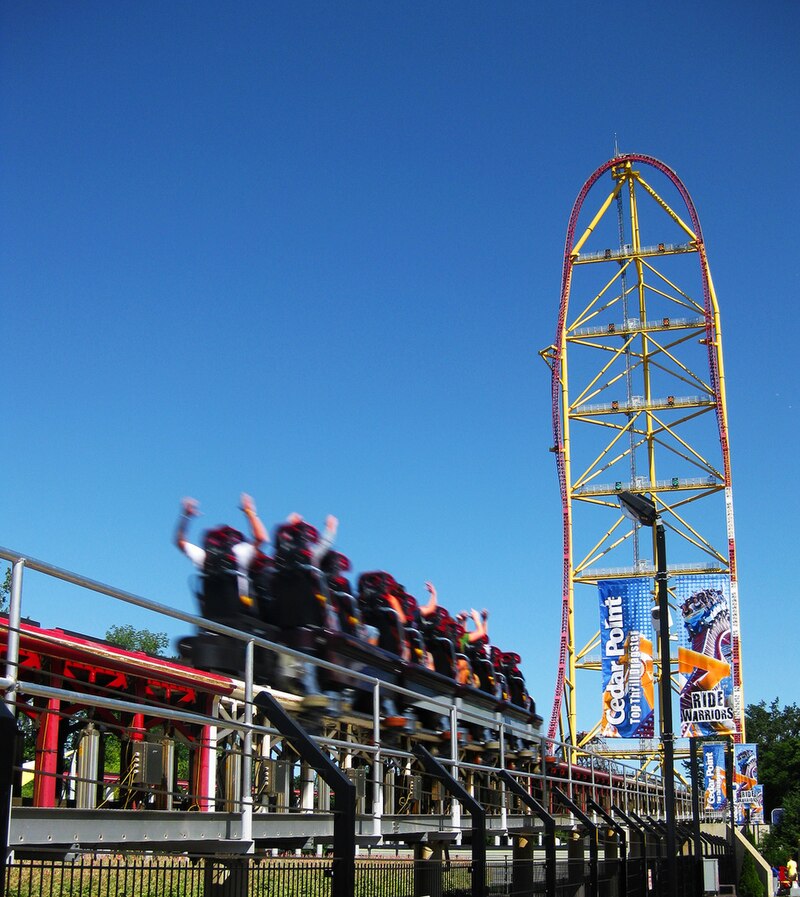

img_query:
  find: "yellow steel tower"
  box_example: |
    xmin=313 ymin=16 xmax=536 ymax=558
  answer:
xmin=541 ymin=154 xmax=743 ymax=755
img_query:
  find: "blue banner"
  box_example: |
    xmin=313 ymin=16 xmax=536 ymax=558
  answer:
xmin=676 ymin=574 xmax=735 ymax=737
xmin=734 ymin=744 xmax=760 ymax=824
xmin=748 ymin=785 xmax=764 ymax=824
xmin=702 ymin=741 xmax=728 ymax=811
xmin=597 ymin=579 xmax=654 ymax=738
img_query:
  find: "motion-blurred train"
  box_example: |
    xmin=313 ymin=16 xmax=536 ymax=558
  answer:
xmin=177 ymin=520 xmax=542 ymax=746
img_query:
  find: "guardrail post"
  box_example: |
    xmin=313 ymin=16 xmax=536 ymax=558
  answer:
xmin=254 ymin=691 xmax=355 ymax=897
xmin=241 ymin=640 xmax=254 ymax=851
xmin=554 ymin=786 xmax=599 ymax=897
xmin=614 ymin=802 xmax=649 ymax=897
xmin=499 ymin=770 xmax=556 ymax=897
xmin=203 ymin=857 xmax=249 ymax=897
xmin=588 ymin=797 xmax=627 ymax=897
xmin=413 ymin=744 xmax=486 ymax=897
xmin=689 ymin=737 xmax=705 ymax=897
xmin=632 ymin=811 xmax=662 ymax=860
xmin=614 ymin=805 xmax=647 ymax=859
xmin=1 ymin=700 xmax=19 ymax=896
xmin=414 ymin=841 xmax=444 ymax=897
xmin=3 ymin=559 xmax=25 ymax=708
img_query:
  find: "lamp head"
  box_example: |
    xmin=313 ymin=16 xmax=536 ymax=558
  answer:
xmin=617 ymin=491 xmax=658 ymax=527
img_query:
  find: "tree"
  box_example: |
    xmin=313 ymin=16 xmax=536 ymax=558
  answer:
xmin=1 ymin=565 xmax=10 ymax=614
xmin=745 ymin=699 xmax=800 ymax=815
xmin=739 ymin=845 xmax=766 ymax=897
xmin=745 ymin=699 xmax=800 ymax=866
xmin=105 ymin=624 xmax=169 ymax=657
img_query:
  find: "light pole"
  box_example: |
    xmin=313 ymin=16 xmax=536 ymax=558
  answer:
xmin=617 ymin=491 xmax=677 ymax=897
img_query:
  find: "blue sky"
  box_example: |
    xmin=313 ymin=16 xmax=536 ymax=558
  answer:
xmin=2 ymin=2 xmax=799 ymax=735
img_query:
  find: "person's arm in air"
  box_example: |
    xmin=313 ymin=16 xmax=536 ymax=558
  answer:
xmin=312 ymin=515 xmax=338 ymax=566
xmin=420 ymin=581 xmax=438 ymax=617
xmin=466 ymin=608 xmax=487 ymax=643
xmin=175 ymin=497 xmax=206 ymax=567
xmin=175 ymin=497 xmax=199 ymax=553
xmin=240 ymin=493 xmax=268 ymax=548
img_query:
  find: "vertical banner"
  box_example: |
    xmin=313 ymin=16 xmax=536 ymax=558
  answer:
xmin=702 ymin=741 xmax=728 ymax=811
xmin=733 ymin=744 xmax=760 ymax=824
xmin=598 ymin=578 xmax=655 ymax=738
xmin=676 ymin=574 xmax=735 ymax=737
xmin=748 ymin=786 xmax=764 ymax=824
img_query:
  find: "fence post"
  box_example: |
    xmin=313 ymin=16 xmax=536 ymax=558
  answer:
xmin=499 ymin=770 xmax=557 ymax=897
xmin=4 ymin=558 xmax=25 ymax=710
xmin=413 ymin=744 xmax=486 ymax=897
xmin=203 ymin=857 xmax=250 ymax=897
xmin=689 ymin=738 xmax=705 ymax=897
xmin=254 ymin=691 xmax=356 ymax=897
xmin=554 ymin=786 xmax=599 ymax=897
xmin=588 ymin=798 xmax=627 ymax=897
xmin=0 ymin=700 xmax=18 ymax=897
xmin=414 ymin=841 xmax=443 ymax=897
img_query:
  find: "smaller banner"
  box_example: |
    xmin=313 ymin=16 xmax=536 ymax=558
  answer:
xmin=734 ymin=784 xmax=764 ymax=824
xmin=598 ymin=579 xmax=655 ymax=738
xmin=734 ymin=744 xmax=758 ymax=791
xmin=748 ymin=786 xmax=764 ymax=824
xmin=702 ymin=741 xmax=728 ymax=811
xmin=733 ymin=744 xmax=760 ymax=824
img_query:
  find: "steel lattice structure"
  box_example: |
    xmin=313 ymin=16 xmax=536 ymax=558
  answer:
xmin=541 ymin=154 xmax=743 ymax=753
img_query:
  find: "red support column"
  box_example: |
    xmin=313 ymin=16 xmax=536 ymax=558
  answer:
xmin=33 ymin=697 xmax=61 ymax=808
xmin=195 ymin=723 xmax=215 ymax=811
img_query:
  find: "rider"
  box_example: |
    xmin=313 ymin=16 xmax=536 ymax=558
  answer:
xmin=285 ymin=512 xmax=338 ymax=567
xmin=174 ymin=494 xmax=268 ymax=608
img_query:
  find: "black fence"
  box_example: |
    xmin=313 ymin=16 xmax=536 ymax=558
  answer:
xmin=2 ymin=850 xmax=733 ymax=897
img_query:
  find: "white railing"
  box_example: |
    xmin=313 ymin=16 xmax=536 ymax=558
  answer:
xmin=574 ymin=475 xmax=720 ymax=496
xmin=573 ymin=394 xmax=713 ymax=416
xmin=574 ymin=241 xmax=694 ymax=263
xmin=571 ymin=315 xmax=705 ymax=338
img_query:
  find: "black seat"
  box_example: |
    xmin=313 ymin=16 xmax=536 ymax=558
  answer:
xmin=271 ymin=566 xmax=329 ymax=630
xmin=198 ymin=572 xmax=251 ymax=625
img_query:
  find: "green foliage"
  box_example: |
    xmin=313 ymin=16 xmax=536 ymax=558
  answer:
xmin=745 ymin=699 xmax=800 ymax=815
xmin=745 ymin=699 xmax=800 ymax=867
xmin=105 ymin=624 xmax=169 ymax=657
xmin=1 ymin=564 xmax=10 ymax=613
xmin=760 ymin=788 xmax=800 ymax=867
xmin=739 ymin=849 xmax=765 ymax=897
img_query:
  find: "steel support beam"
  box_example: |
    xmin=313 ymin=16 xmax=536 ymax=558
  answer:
xmin=500 ymin=770 xmax=556 ymax=897
xmin=253 ymin=691 xmax=355 ymax=897
xmin=1 ymin=701 xmax=18 ymax=897
xmin=554 ymin=786 xmax=599 ymax=897
xmin=413 ymin=744 xmax=486 ymax=897
xmin=588 ymin=798 xmax=627 ymax=897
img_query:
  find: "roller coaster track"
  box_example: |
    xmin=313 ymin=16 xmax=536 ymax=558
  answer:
xmin=542 ymin=154 xmax=743 ymax=751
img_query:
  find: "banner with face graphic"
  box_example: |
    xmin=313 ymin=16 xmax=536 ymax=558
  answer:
xmin=597 ymin=578 xmax=655 ymax=738
xmin=675 ymin=574 xmax=734 ymax=737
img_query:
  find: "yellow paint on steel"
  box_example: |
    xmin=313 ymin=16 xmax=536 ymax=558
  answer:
xmin=546 ymin=155 xmax=743 ymax=751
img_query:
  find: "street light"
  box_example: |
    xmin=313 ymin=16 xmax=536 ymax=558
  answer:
xmin=617 ymin=491 xmax=677 ymax=897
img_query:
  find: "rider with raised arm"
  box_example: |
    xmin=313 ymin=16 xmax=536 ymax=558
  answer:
xmin=175 ymin=493 xmax=268 ymax=608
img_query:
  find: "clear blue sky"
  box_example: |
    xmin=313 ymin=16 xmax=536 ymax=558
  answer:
xmin=2 ymin=2 xmax=798 ymax=732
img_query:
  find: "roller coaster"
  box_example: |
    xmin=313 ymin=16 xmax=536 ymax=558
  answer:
xmin=0 ymin=540 xmax=695 ymax=855
xmin=0 ymin=153 xmax=744 ymax=897
xmin=177 ymin=516 xmax=539 ymax=745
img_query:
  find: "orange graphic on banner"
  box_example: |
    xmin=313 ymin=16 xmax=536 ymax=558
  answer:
xmin=678 ymin=646 xmax=730 ymax=691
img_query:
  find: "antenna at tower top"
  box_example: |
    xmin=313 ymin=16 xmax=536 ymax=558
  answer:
xmin=613 ymin=134 xmax=621 ymax=157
